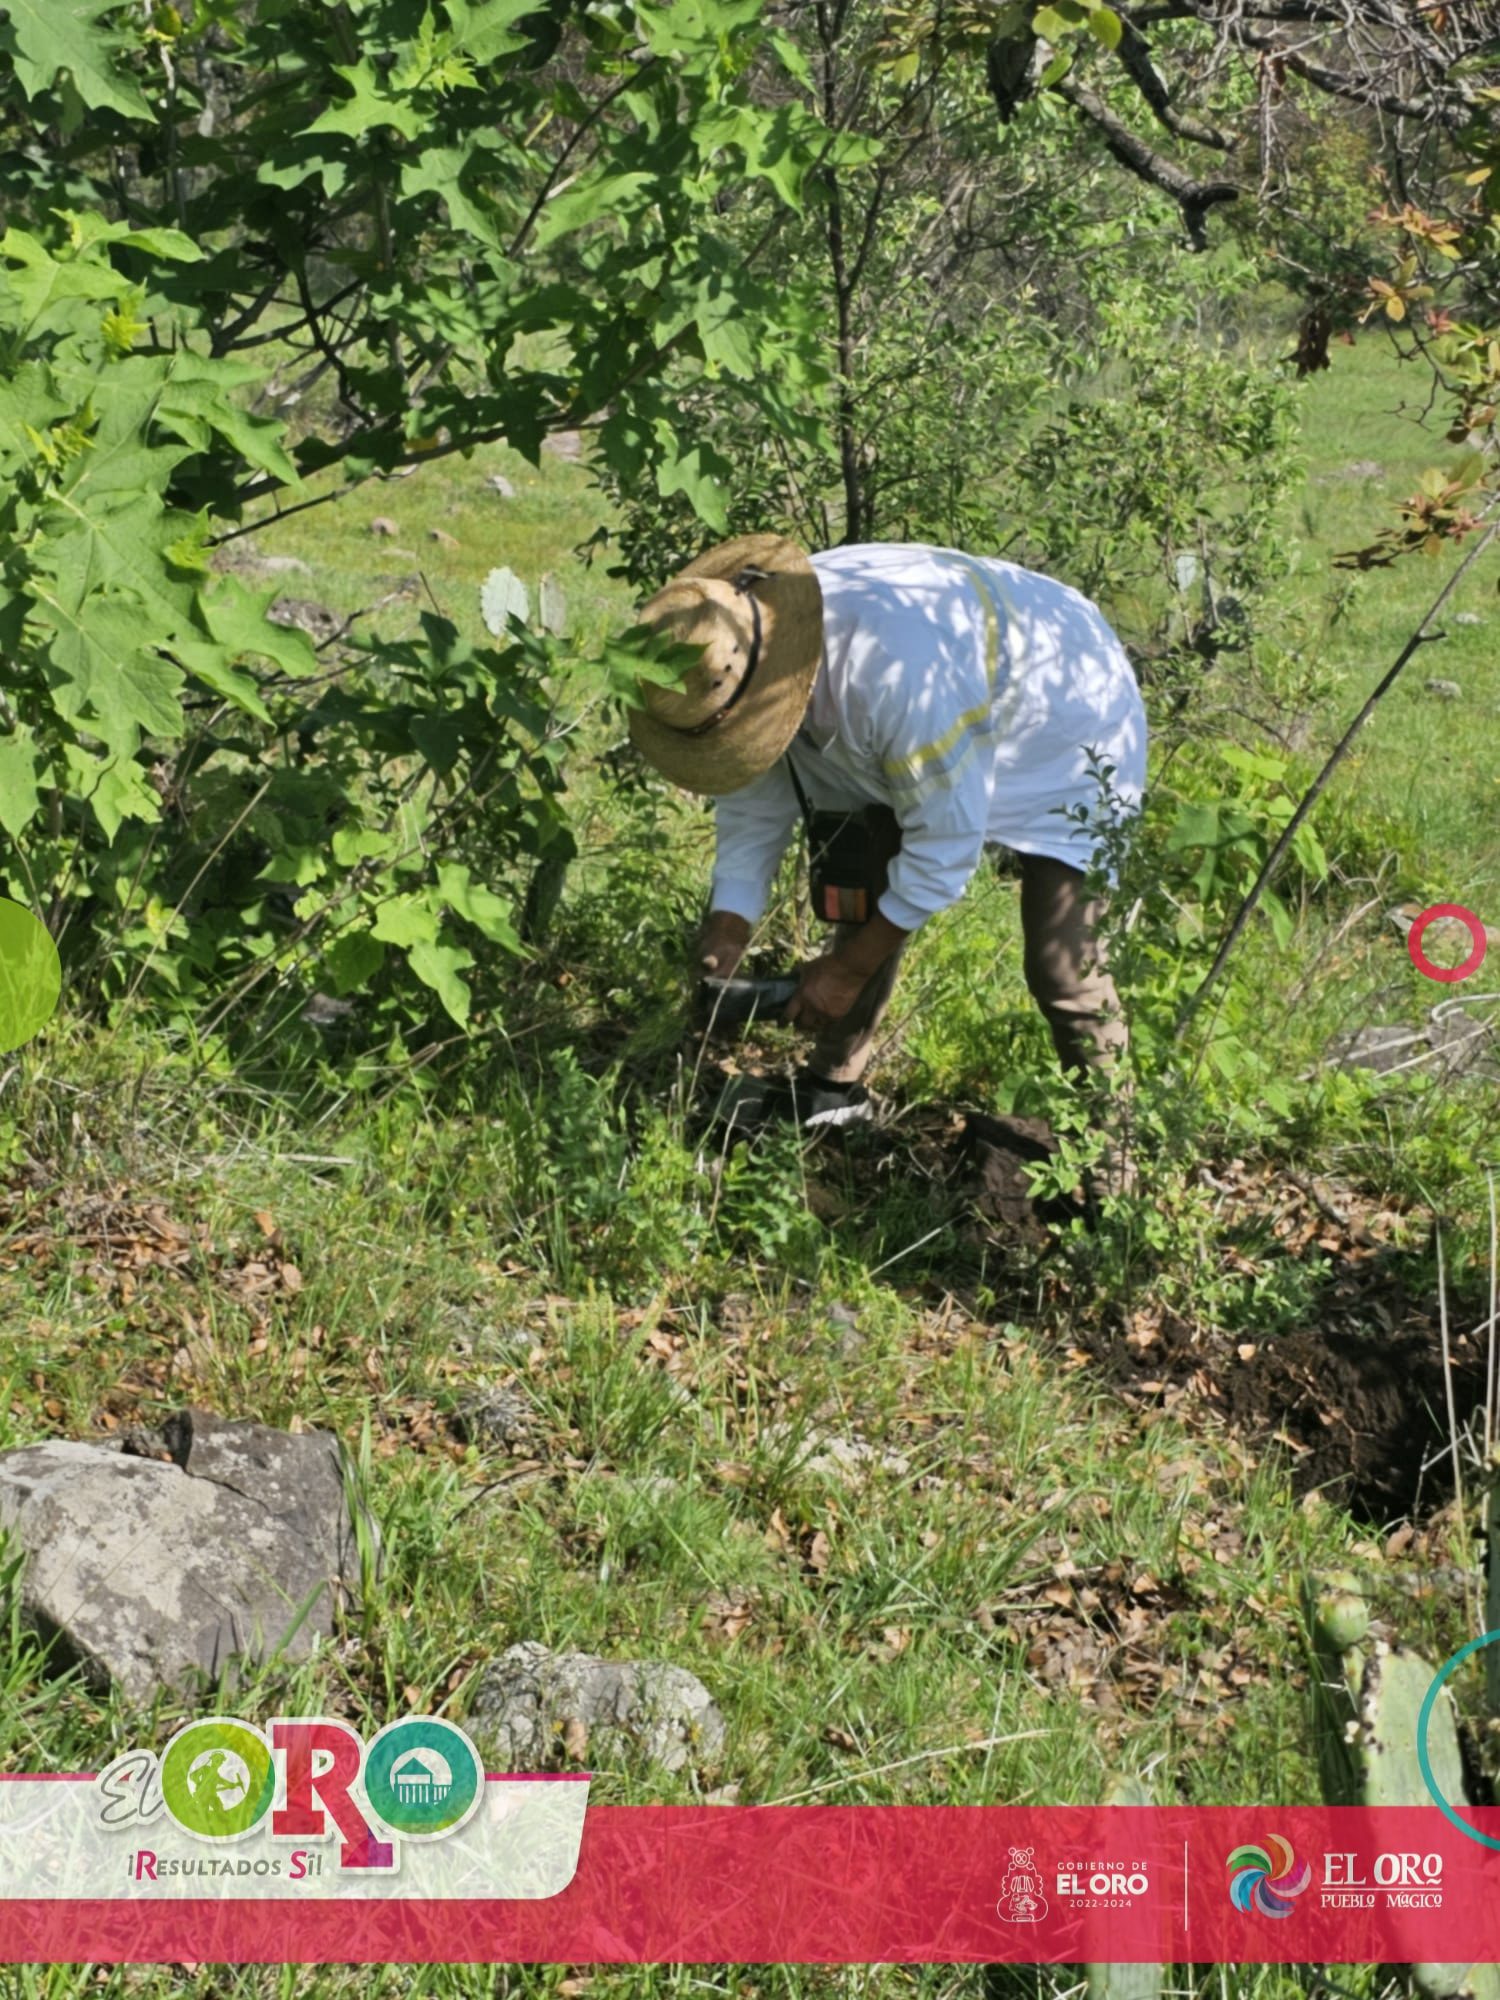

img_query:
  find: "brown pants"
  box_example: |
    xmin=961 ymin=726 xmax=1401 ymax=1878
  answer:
xmin=810 ymin=851 xmax=1127 ymax=1085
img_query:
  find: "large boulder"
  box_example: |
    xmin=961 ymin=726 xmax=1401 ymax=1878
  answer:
xmin=0 ymin=1410 xmax=368 ymax=1702
xmin=468 ymin=1642 xmax=724 ymax=1774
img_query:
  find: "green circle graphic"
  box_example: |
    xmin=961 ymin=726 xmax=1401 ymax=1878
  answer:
xmin=363 ymin=1718 xmax=482 ymax=1839
xmin=0 ymin=900 xmax=60 ymax=1055
xmin=160 ymin=1719 xmax=276 ymax=1841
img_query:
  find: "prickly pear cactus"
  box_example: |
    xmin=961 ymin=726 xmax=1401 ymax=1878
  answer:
xmin=1084 ymin=1774 xmax=1162 ymax=2000
xmin=1304 ymin=1573 xmax=1500 ymax=2000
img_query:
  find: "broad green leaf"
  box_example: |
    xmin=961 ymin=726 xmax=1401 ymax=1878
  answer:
xmin=173 ymin=641 xmax=273 ymax=724
xmin=1087 ymin=6 xmax=1123 ymax=50
xmin=1032 ymin=5 xmax=1075 ymax=39
xmin=401 ymin=147 xmax=505 ymax=250
xmin=156 ymin=373 xmax=301 ymax=484
xmin=0 ymin=0 xmax=152 ymax=119
xmin=371 ymin=896 xmax=441 ymax=948
xmin=1165 ymin=801 xmax=1222 ymax=851
xmin=437 ymin=862 xmax=521 ymax=949
xmin=0 ymin=228 xmax=123 ymax=332
xmin=480 ymin=566 xmax=530 ymax=635
xmin=332 ymin=827 xmax=397 ymax=867
xmin=307 ymin=63 xmax=426 ymax=141
xmin=532 ymin=173 xmax=656 ymax=249
xmin=63 ymin=213 xmax=204 ymax=263
xmin=64 ymin=742 xmax=160 ymax=844
xmin=113 ymin=227 xmax=202 ymax=263
xmin=440 ymin=0 xmax=535 ymax=64
xmin=1218 ymin=744 xmax=1286 ymax=783
xmin=200 ymin=575 xmax=319 ymax=676
xmin=408 ymin=936 xmax=474 ymax=1026
xmin=325 ymin=930 xmax=385 ymax=996
xmin=653 ymin=428 xmax=729 ymax=531
xmin=0 ymin=363 xmax=70 ymax=465
xmin=1262 ymin=887 xmax=1293 ymax=948
xmin=1291 ymin=822 xmax=1329 ymax=882
xmin=0 ymin=726 xmax=42 ymax=838
xmin=38 ymin=593 xmax=185 ymax=744
xmin=258 ymin=842 xmax=329 ymax=887
xmin=410 ymin=712 xmax=463 ymax=774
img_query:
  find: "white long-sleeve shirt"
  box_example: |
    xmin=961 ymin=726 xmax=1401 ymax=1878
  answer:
xmin=711 ymin=544 xmax=1148 ymax=933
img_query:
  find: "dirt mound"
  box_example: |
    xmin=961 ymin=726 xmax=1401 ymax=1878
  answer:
xmin=1226 ymin=1313 xmax=1485 ymax=1517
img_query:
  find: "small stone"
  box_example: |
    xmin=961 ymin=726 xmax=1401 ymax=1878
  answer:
xmin=449 ymin=1385 xmax=532 ymax=1450
xmin=1454 ymin=611 xmax=1483 ymax=627
xmin=1327 ymin=1024 xmax=1424 ymax=1074
xmin=468 ymin=1643 xmax=724 ymax=1774
xmin=370 ymin=517 xmax=399 ymax=537
xmin=303 ymin=992 xmax=354 ymax=1027
xmin=761 ymin=1423 xmax=909 ymax=1483
xmin=428 ymin=527 xmax=461 ymax=548
xmin=485 ymin=474 xmax=516 ymax=498
xmin=267 ymin=598 xmax=342 ymax=645
xmin=1424 ymin=678 xmax=1462 ymax=700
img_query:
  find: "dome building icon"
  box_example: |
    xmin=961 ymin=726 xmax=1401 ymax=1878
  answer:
xmin=391 ymin=1749 xmax=453 ymax=1808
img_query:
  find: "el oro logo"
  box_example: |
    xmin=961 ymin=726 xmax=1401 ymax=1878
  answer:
xmin=1227 ymin=1835 xmax=1312 ymax=1917
xmin=96 ymin=1714 xmax=485 ymax=1872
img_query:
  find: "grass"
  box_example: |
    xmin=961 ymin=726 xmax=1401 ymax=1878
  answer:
xmin=2 ymin=331 xmax=1498 ymax=2000
xmin=1289 ymin=330 xmax=1500 ymax=892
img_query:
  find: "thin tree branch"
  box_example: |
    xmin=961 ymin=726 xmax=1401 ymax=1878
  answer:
xmin=1054 ymin=77 xmax=1239 ymax=249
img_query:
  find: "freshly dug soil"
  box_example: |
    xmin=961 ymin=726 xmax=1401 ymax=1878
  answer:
xmin=698 ymin=1057 xmax=1486 ymax=1524
xmin=940 ymin=1114 xmax=1488 ymax=1523
xmin=1071 ymin=1219 xmax=1489 ymax=1523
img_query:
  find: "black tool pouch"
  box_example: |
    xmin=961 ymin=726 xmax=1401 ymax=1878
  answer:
xmin=785 ymin=756 xmax=903 ymax=926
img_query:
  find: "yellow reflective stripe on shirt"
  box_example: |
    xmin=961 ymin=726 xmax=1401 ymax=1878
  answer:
xmin=877 ymin=560 xmax=1006 ymax=789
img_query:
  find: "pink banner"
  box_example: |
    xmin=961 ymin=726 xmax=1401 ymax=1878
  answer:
xmin=5 ymin=1804 xmax=1500 ymax=1962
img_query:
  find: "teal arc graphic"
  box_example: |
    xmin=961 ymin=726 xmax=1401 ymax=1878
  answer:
xmin=1417 ymin=1626 xmax=1500 ymax=1851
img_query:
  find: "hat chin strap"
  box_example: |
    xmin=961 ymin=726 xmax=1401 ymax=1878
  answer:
xmin=671 ymin=568 xmax=768 ymax=739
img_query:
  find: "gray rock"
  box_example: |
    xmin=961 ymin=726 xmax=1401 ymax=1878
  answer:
xmin=1328 ymin=1024 xmax=1427 ymax=1074
xmin=1328 ymin=1009 xmax=1495 ymax=1081
xmin=0 ymin=1413 xmax=369 ymax=1702
xmin=541 ymin=430 xmax=582 ymax=461
xmin=1428 ymin=1006 xmax=1499 ymax=1081
xmin=1455 ymin=611 xmax=1483 ymax=627
xmin=485 ymin=474 xmax=516 ymax=498
xmin=302 ymin=992 xmax=354 ymax=1027
xmin=267 ymin=597 xmax=342 ymax=646
xmin=449 ymin=1384 xmax=532 ymax=1450
xmin=1424 ymin=678 xmax=1462 ymax=700
xmin=370 ymin=516 xmax=399 ymax=537
xmin=468 ymin=1642 xmax=724 ymax=1774
xmin=760 ymin=1421 xmax=909 ymax=1482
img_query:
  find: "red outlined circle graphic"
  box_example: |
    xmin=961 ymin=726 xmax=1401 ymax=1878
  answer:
xmin=1407 ymin=903 xmax=1488 ymax=983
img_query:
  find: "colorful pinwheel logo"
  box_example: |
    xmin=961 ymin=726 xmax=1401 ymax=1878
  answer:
xmin=1227 ymin=1836 xmax=1312 ymax=1917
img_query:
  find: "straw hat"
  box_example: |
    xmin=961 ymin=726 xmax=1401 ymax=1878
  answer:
xmin=628 ymin=533 xmax=824 ymax=796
